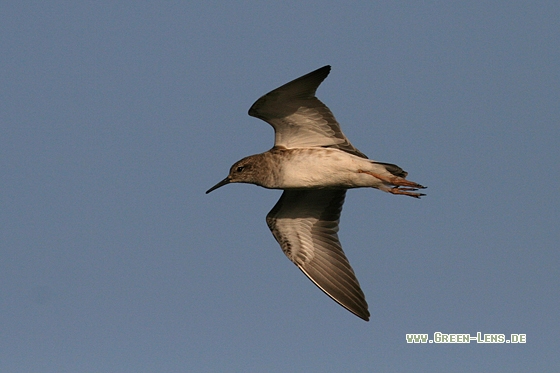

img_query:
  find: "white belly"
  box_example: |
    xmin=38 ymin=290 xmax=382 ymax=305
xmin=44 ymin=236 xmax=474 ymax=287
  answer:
xmin=277 ymin=148 xmax=388 ymax=189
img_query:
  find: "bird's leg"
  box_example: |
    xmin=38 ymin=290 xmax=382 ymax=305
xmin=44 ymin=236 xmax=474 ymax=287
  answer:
xmin=357 ymin=169 xmax=425 ymax=188
xmin=357 ymin=169 xmax=426 ymax=198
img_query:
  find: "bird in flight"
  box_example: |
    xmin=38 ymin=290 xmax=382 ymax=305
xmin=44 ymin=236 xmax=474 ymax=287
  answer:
xmin=206 ymin=66 xmax=425 ymax=321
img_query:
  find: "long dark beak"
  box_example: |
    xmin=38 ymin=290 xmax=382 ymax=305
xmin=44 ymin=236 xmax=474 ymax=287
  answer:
xmin=206 ymin=177 xmax=230 ymax=194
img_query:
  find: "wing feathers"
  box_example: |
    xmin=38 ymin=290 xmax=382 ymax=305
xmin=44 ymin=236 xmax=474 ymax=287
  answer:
xmin=248 ymin=66 xmax=367 ymax=158
xmin=266 ymin=190 xmax=370 ymax=321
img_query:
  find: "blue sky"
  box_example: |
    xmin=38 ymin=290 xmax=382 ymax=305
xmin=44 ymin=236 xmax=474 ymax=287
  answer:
xmin=1 ymin=2 xmax=559 ymax=372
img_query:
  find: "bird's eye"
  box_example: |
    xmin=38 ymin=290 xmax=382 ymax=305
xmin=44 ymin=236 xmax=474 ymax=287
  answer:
xmin=236 ymin=166 xmax=244 ymax=172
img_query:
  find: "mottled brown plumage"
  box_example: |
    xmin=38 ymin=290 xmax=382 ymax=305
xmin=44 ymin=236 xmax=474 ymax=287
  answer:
xmin=207 ymin=66 xmax=425 ymax=321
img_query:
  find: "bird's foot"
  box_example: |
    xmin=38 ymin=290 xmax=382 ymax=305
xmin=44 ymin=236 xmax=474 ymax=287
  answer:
xmin=388 ymin=187 xmax=426 ymax=199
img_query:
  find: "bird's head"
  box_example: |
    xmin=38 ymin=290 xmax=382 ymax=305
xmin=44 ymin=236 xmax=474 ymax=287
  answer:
xmin=206 ymin=155 xmax=264 ymax=194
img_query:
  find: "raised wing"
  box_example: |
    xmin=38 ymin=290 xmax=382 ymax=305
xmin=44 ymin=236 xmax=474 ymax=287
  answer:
xmin=249 ymin=66 xmax=367 ymax=158
xmin=266 ymin=189 xmax=370 ymax=321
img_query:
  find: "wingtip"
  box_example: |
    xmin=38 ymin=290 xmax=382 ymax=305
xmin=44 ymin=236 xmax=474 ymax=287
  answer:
xmin=312 ymin=65 xmax=331 ymax=79
xmin=248 ymin=65 xmax=333 ymax=118
xmin=353 ymin=306 xmax=371 ymax=321
xmin=347 ymin=307 xmax=370 ymax=322
xmin=296 ymin=263 xmax=370 ymax=322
